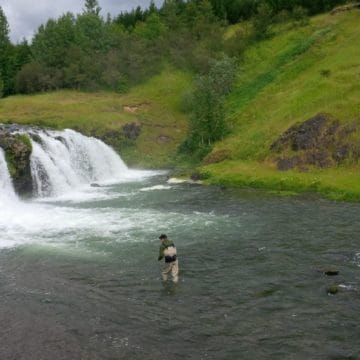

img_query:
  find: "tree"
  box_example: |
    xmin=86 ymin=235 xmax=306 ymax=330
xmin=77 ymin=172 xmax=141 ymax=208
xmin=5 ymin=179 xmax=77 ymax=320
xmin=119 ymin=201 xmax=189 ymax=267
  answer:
xmin=0 ymin=6 xmax=11 ymax=96
xmin=134 ymin=13 xmax=167 ymax=41
xmin=180 ymin=56 xmax=237 ymax=156
xmin=84 ymin=0 xmax=101 ymax=16
xmin=253 ymin=2 xmax=274 ymax=39
xmin=32 ymin=13 xmax=76 ymax=68
xmin=0 ymin=76 xmax=3 ymax=97
xmin=0 ymin=6 xmax=9 ymax=46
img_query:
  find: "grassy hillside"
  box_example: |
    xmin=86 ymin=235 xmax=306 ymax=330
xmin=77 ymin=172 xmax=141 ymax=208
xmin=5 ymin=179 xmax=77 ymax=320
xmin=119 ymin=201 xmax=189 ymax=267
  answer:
xmin=0 ymin=69 xmax=191 ymax=167
xmin=0 ymin=8 xmax=359 ymax=201
xmin=201 ymin=8 xmax=360 ymax=201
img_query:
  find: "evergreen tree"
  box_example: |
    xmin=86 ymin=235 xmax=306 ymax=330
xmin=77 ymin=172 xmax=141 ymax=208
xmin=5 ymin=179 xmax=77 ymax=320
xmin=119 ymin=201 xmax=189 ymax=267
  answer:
xmin=0 ymin=6 xmax=11 ymax=96
xmin=0 ymin=6 xmax=9 ymax=45
xmin=84 ymin=0 xmax=101 ymax=16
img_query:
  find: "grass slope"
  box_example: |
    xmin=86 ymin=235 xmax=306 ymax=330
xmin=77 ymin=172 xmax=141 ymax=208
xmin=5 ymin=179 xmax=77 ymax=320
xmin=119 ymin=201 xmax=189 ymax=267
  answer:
xmin=202 ymin=9 xmax=360 ymax=201
xmin=0 ymin=69 xmax=191 ymax=167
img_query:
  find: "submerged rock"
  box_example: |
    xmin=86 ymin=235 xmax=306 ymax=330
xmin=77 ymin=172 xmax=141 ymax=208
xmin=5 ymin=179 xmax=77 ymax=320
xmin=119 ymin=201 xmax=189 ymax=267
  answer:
xmin=327 ymin=285 xmax=339 ymax=295
xmin=324 ymin=270 xmax=340 ymax=276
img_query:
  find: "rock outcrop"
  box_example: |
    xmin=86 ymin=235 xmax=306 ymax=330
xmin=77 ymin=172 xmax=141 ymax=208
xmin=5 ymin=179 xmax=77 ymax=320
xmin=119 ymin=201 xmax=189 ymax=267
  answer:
xmin=0 ymin=127 xmax=33 ymax=195
xmin=271 ymin=113 xmax=360 ymax=171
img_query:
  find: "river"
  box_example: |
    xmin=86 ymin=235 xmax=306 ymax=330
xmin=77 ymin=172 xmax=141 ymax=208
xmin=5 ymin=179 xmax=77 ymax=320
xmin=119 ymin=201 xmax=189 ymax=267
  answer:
xmin=0 ymin=171 xmax=359 ymax=359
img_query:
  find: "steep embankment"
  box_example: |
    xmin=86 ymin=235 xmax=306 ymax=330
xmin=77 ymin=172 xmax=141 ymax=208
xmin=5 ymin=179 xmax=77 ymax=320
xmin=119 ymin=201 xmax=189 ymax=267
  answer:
xmin=201 ymin=8 xmax=360 ymax=201
xmin=0 ymin=69 xmax=191 ymax=168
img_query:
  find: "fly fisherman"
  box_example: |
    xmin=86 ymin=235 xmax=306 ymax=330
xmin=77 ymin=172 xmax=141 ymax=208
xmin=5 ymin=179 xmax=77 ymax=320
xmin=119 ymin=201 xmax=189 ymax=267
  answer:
xmin=158 ymin=234 xmax=179 ymax=283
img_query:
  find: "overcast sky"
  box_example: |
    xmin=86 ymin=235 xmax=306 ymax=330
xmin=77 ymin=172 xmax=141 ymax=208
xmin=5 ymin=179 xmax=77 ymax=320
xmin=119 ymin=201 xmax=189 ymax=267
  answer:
xmin=0 ymin=0 xmax=164 ymax=43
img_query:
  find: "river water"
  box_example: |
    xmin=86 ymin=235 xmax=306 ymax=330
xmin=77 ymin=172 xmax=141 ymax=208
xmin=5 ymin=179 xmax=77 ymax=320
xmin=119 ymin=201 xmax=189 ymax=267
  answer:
xmin=0 ymin=172 xmax=359 ymax=359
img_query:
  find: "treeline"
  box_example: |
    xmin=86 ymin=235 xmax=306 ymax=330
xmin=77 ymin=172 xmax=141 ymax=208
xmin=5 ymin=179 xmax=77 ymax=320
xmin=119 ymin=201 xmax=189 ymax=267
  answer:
xmin=0 ymin=0 xmax=352 ymax=97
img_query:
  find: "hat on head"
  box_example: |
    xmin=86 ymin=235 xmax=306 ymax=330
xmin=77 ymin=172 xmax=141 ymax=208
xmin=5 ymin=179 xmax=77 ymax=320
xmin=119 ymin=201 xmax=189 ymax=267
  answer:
xmin=159 ymin=234 xmax=167 ymax=239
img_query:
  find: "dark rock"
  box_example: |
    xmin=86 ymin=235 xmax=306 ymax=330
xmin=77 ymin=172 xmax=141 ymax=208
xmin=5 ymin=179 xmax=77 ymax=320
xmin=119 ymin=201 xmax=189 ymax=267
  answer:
xmin=0 ymin=131 xmax=33 ymax=195
xmin=271 ymin=114 xmax=359 ymax=170
xmin=305 ymin=150 xmax=332 ymax=168
xmin=54 ymin=136 xmax=66 ymax=144
xmin=90 ymin=183 xmax=101 ymax=188
xmin=277 ymin=157 xmax=300 ymax=171
xmin=122 ymin=122 xmax=141 ymax=140
xmin=190 ymin=172 xmax=202 ymax=181
xmin=333 ymin=145 xmax=350 ymax=164
xmin=327 ymin=285 xmax=339 ymax=295
xmin=29 ymin=133 xmax=43 ymax=145
xmin=324 ymin=270 xmax=339 ymax=276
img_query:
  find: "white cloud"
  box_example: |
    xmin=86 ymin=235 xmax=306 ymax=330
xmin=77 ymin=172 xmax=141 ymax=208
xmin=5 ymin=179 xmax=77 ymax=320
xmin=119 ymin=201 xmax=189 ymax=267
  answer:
xmin=0 ymin=0 xmax=163 ymax=43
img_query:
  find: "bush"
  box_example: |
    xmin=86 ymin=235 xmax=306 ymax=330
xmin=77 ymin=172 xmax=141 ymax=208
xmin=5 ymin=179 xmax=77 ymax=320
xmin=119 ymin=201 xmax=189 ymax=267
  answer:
xmin=0 ymin=77 xmax=3 ymax=97
xmin=15 ymin=63 xmax=55 ymax=94
xmin=179 ymin=55 xmax=237 ymax=158
xmin=253 ymin=3 xmax=274 ymax=40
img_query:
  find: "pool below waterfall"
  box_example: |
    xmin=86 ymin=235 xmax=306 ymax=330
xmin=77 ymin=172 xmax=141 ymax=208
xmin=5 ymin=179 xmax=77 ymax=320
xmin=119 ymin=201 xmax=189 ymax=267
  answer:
xmin=0 ymin=171 xmax=359 ymax=359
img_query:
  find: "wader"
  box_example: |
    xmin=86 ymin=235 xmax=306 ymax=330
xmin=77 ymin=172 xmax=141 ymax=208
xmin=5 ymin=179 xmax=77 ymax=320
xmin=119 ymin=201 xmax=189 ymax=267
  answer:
xmin=159 ymin=239 xmax=179 ymax=283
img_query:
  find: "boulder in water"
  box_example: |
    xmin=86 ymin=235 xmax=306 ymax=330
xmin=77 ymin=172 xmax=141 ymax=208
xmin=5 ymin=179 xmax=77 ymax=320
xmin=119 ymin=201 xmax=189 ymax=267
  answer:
xmin=90 ymin=183 xmax=101 ymax=188
xmin=327 ymin=285 xmax=339 ymax=295
xmin=324 ymin=270 xmax=340 ymax=276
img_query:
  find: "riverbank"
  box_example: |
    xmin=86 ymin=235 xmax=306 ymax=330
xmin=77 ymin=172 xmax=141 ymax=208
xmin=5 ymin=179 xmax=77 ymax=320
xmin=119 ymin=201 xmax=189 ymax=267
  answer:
xmin=200 ymin=161 xmax=360 ymax=202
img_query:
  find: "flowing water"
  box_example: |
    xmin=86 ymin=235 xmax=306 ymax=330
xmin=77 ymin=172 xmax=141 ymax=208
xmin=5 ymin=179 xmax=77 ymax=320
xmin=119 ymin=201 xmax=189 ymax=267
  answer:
xmin=0 ymin=130 xmax=359 ymax=359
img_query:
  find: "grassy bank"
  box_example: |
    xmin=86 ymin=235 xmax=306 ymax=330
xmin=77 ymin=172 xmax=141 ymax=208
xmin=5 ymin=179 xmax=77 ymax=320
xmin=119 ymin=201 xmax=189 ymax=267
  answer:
xmin=202 ymin=161 xmax=360 ymax=202
xmin=201 ymin=8 xmax=360 ymax=201
xmin=0 ymin=68 xmax=191 ymax=167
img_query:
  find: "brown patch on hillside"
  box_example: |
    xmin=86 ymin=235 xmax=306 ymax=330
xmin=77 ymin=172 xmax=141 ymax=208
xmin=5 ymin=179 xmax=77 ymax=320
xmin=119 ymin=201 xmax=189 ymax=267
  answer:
xmin=123 ymin=102 xmax=151 ymax=113
xmin=271 ymin=113 xmax=360 ymax=171
xmin=203 ymin=149 xmax=232 ymax=165
xmin=156 ymin=135 xmax=173 ymax=144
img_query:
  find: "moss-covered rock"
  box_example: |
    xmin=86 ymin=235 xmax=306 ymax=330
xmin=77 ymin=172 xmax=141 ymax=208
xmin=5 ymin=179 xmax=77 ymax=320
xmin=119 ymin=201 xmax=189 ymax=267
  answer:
xmin=327 ymin=285 xmax=339 ymax=295
xmin=0 ymin=130 xmax=33 ymax=195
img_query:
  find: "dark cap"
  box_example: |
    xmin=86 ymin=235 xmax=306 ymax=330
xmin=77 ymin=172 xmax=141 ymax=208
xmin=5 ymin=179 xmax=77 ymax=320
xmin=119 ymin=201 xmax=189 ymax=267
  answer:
xmin=159 ymin=234 xmax=167 ymax=239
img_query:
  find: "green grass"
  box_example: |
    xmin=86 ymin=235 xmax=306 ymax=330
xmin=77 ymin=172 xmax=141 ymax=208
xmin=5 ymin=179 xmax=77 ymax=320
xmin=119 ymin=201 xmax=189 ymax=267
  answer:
xmin=218 ymin=10 xmax=360 ymax=160
xmin=202 ymin=9 xmax=360 ymax=201
xmin=202 ymin=161 xmax=360 ymax=202
xmin=0 ymin=68 xmax=192 ymax=167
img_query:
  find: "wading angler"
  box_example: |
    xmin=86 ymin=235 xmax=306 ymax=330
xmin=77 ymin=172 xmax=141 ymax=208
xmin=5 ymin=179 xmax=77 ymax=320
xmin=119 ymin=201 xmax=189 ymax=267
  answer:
xmin=158 ymin=234 xmax=179 ymax=283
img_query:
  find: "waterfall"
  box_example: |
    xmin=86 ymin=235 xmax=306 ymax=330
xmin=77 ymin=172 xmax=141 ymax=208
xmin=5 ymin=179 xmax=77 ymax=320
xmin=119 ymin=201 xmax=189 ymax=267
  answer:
xmin=0 ymin=148 xmax=19 ymax=205
xmin=29 ymin=129 xmax=129 ymax=197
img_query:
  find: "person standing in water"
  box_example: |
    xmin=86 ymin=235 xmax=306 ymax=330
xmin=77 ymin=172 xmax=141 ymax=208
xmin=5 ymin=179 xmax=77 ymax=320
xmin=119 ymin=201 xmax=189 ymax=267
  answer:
xmin=158 ymin=234 xmax=179 ymax=283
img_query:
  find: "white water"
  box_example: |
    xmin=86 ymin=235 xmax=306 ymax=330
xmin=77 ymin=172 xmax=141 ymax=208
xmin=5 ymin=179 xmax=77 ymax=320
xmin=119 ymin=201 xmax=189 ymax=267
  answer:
xmin=0 ymin=148 xmax=18 ymax=207
xmin=30 ymin=129 xmax=132 ymax=197
xmin=0 ymin=129 xmax=163 ymax=249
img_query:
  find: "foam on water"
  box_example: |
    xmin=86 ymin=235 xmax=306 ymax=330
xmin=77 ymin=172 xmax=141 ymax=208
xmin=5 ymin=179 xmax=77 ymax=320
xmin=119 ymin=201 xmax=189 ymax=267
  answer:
xmin=140 ymin=184 xmax=172 ymax=192
xmin=0 ymin=148 xmax=18 ymax=206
